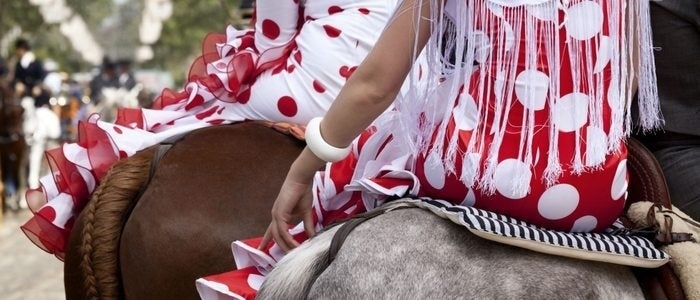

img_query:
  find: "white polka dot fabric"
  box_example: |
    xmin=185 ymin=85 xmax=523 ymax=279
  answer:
xmin=390 ymin=0 xmax=660 ymax=232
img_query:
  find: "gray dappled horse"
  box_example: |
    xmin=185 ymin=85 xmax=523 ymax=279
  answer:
xmin=258 ymin=208 xmax=644 ymax=299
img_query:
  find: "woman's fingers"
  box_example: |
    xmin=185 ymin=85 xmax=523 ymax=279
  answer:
xmin=275 ymin=215 xmax=300 ymax=252
xmin=264 ymin=177 xmax=314 ymax=252
xmin=270 ymin=220 xmax=289 ymax=252
xmin=303 ymin=210 xmax=316 ymax=238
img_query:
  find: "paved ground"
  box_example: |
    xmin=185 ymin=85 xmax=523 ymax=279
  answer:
xmin=0 ymin=209 xmax=65 ymax=300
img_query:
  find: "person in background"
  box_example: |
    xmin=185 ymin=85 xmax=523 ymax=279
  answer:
xmin=13 ymin=39 xmax=46 ymax=102
xmin=42 ymin=60 xmax=63 ymax=97
xmin=60 ymin=87 xmax=85 ymax=142
xmin=116 ymin=59 xmax=137 ymax=90
xmin=88 ymin=58 xmax=119 ymax=105
xmin=25 ymin=86 xmax=60 ymax=190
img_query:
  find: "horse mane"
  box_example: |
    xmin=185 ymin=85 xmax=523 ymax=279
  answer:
xmin=79 ymin=147 xmax=155 ymax=299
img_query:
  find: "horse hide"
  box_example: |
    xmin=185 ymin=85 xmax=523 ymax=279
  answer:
xmin=261 ymin=208 xmax=643 ymax=299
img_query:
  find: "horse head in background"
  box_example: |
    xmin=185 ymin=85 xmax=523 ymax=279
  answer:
xmin=0 ymin=80 xmax=27 ymax=212
xmin=95 ymin=85 xmax=143 ymax=123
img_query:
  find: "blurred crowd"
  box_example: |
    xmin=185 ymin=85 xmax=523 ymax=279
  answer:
xmin=0 ymin=38 xmax=155 ymax=210
xmin=3 ymin=38 xmax=152 ymax=141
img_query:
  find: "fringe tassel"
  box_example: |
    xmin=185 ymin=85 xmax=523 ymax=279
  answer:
xmin=397 ymin=0 xmax=660 ymax=195
xmin=633 ymin=0 xmax=663 ymax=132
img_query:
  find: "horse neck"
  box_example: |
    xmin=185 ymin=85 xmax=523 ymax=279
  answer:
xmin=0 ymin=94 xmax=23 ymax=137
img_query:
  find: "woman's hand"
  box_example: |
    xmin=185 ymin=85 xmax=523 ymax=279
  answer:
xmin=260 ymin=147 xmax=325 ymax=252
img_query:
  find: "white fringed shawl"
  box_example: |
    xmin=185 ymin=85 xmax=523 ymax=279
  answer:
xmin=396 ymin=0 xmax=661 ymax=195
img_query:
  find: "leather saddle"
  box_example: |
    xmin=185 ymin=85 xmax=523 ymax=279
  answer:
xmin=626 ymin=137 xmax=686 ymax=300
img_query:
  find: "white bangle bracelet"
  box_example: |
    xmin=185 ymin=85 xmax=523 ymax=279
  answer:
xmin=305 ymin=117 xmax=351 ymax=162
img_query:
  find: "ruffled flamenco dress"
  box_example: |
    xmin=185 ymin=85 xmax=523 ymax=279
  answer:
xmin=21 ymin=0 xmax=406 ymax=261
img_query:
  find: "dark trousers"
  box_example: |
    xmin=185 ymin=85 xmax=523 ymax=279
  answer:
xmin=638 ymin=133 xmax=700 ymax=220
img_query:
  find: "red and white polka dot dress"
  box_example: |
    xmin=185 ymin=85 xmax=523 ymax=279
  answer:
xmin=405 ymin=0 xmax=629 ymax=232
xmin=314 ymin=0 xmax=631 ymax=235
xmin=203 ymin=1 xmax=660 ymax=298
xmin=21 ymin=0 xmax=408 ymax=261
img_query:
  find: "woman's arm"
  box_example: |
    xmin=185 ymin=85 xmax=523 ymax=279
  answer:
xmin=319 ymin=0 xmax=435 ymax=148
xmin=262 ymin=0 xmax=438 ymax=251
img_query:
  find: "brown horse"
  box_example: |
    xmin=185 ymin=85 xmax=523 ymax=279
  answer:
xmin=0 ymin=79 xmax=27 ymax=212
xmin=63 ymin=123 xmax=686 ymax=299
xmin=64 ymin=123 xmax=304 ymax=299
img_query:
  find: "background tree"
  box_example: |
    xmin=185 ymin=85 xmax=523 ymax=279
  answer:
xmin=0 ymin=1 xmax=44 ymax=36
xmin=144 ymin=0 xmax=241 ymax=85
xmin=0 ymin=0 xmax=113 ymax=73
xmin=0 ymin=0 xmax=242 ymax=85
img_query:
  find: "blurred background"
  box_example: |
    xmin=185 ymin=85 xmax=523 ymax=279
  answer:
xmin=0 ymin=0 xmax=252 ymax=298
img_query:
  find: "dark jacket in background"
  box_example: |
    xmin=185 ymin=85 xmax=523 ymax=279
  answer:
xmin=649 ymin=0 xmax=700 ymax=136
xmin=14 ymin=55 xmax=46 ymax=97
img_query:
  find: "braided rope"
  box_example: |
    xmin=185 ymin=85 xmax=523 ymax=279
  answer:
xmin=79 ymin=148 xmax=155 ymax=299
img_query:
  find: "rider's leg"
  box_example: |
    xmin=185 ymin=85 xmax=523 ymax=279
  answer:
xmin=651 ymin=144 xmax=700 ymax=220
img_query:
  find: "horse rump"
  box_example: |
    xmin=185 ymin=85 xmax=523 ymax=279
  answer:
xmin=260 ymin=208 xmax=644 ymax=300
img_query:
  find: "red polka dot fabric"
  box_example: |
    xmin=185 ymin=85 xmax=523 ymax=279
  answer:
xmin=261 ymin=19 xmax=281 ymax=40
xmin=317 ymin=0 xmax=627 ymax=234
xmin=276 ymin=96 xmax=299 ymax=117
xmin=413 ymin=0 xmax=626 ymax=233
xmin=323 ymin=25 xmax=343 ymax=38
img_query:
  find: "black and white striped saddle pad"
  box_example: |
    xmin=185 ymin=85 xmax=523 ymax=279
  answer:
xmin=386 ymin=198 xmax=670 ymax=268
